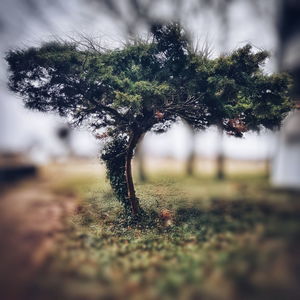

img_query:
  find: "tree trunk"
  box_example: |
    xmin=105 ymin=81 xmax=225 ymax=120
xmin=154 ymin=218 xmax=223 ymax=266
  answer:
xmin=125 ymin=131 xmax=142 ymax=215
xmin=186 ymin=151 xmax=196 ymax=176
xmin=136 ymin=134 xmax=147 ymax=182
xmin=186 ymin=123 xmax=196 ymax=176
xmin=216 ymin=124 xmax=225 ymax=180
xmin=216 ymin=152 xmax=225 ymax=180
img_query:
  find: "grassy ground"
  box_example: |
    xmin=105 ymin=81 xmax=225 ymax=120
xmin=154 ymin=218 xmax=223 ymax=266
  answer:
xmin=28 ymin=161 xmax=300 ymax=300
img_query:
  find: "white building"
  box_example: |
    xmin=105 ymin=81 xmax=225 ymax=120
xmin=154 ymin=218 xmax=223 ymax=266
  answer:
xmin=272 ymin=109 xmax=300 ymax=189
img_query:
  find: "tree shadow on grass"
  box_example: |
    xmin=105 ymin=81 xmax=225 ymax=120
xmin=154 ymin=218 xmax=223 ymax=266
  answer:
xmin=174 ymin=198 xmax=300 ymax=239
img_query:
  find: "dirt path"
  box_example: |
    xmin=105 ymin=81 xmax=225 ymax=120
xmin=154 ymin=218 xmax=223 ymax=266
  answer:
xmin=0 ymin=174 xmax=76 ymax=300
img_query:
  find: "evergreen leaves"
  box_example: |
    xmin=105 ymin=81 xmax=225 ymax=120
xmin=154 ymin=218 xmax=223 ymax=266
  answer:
xmin=5 ymin=23 xmax=292 ymax=210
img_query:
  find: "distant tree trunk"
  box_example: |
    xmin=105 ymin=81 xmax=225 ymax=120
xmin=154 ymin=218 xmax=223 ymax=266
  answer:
xmin=125 ymin=131 xmax=142 ymax=215
xmin=265 ymin=158 xmax=271 ymax=179
xmin=186 ymin=151 xmax=196 ymax=176
xmin=186 ymin=124 xmax=196 ymax=176
xmin=135 ymin=134 xmax=147 ymax=182
xmin=216 ymin=124 xmax=225 ymax=180
xmin=216 ymin=153 xmax=225 ymax=180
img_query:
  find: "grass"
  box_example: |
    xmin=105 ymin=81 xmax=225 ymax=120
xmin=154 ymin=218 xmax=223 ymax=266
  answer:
xmin=35 ymin=167 xmax=300 ymax=300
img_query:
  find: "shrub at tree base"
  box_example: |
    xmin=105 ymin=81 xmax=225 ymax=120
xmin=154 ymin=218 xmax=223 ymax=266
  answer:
xmin=5 ymin=24 xmax=292 ymax=217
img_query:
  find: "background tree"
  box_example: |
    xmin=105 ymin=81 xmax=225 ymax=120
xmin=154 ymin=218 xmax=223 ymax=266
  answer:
xmin=6 ymin=24 xmax=291 ymax=217
xmin=184 ymin=121 xmax=197 ymax=176
xmin=135 ymin=134 xmax=147 ymax=182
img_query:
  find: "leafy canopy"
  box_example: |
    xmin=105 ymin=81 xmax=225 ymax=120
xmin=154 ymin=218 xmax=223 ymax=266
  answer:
xmin=6 ymin=24 xmax=291 ymax=138
xmin=6 ymin=24 xmax=292 ymax=210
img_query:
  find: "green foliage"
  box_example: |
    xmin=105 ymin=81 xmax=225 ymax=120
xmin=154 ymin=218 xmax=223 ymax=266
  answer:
xmin=5 ymin=23 xmax=292 ymax=211
xmin=6 ymin=24 xmax=291 ymax=134
xmin=101 ymin=135 xmax=130 ymax=209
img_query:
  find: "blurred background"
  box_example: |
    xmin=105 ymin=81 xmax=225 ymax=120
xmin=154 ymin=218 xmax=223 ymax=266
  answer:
xmin=1 ymin=0 xmax=298 ymax=181
xmin=0 ymin=1 xmax=300 ymax=300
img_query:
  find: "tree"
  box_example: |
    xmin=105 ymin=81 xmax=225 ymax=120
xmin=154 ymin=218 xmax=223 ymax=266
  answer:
xmin=6 ymin=24 xmax=291 ymax=217
xmin=135 ymin=135 xmax=147 ymax=182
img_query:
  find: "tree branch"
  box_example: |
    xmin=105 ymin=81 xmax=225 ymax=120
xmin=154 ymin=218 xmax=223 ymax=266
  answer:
xmin=88 ymin=97 xmax=128 ymax=123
